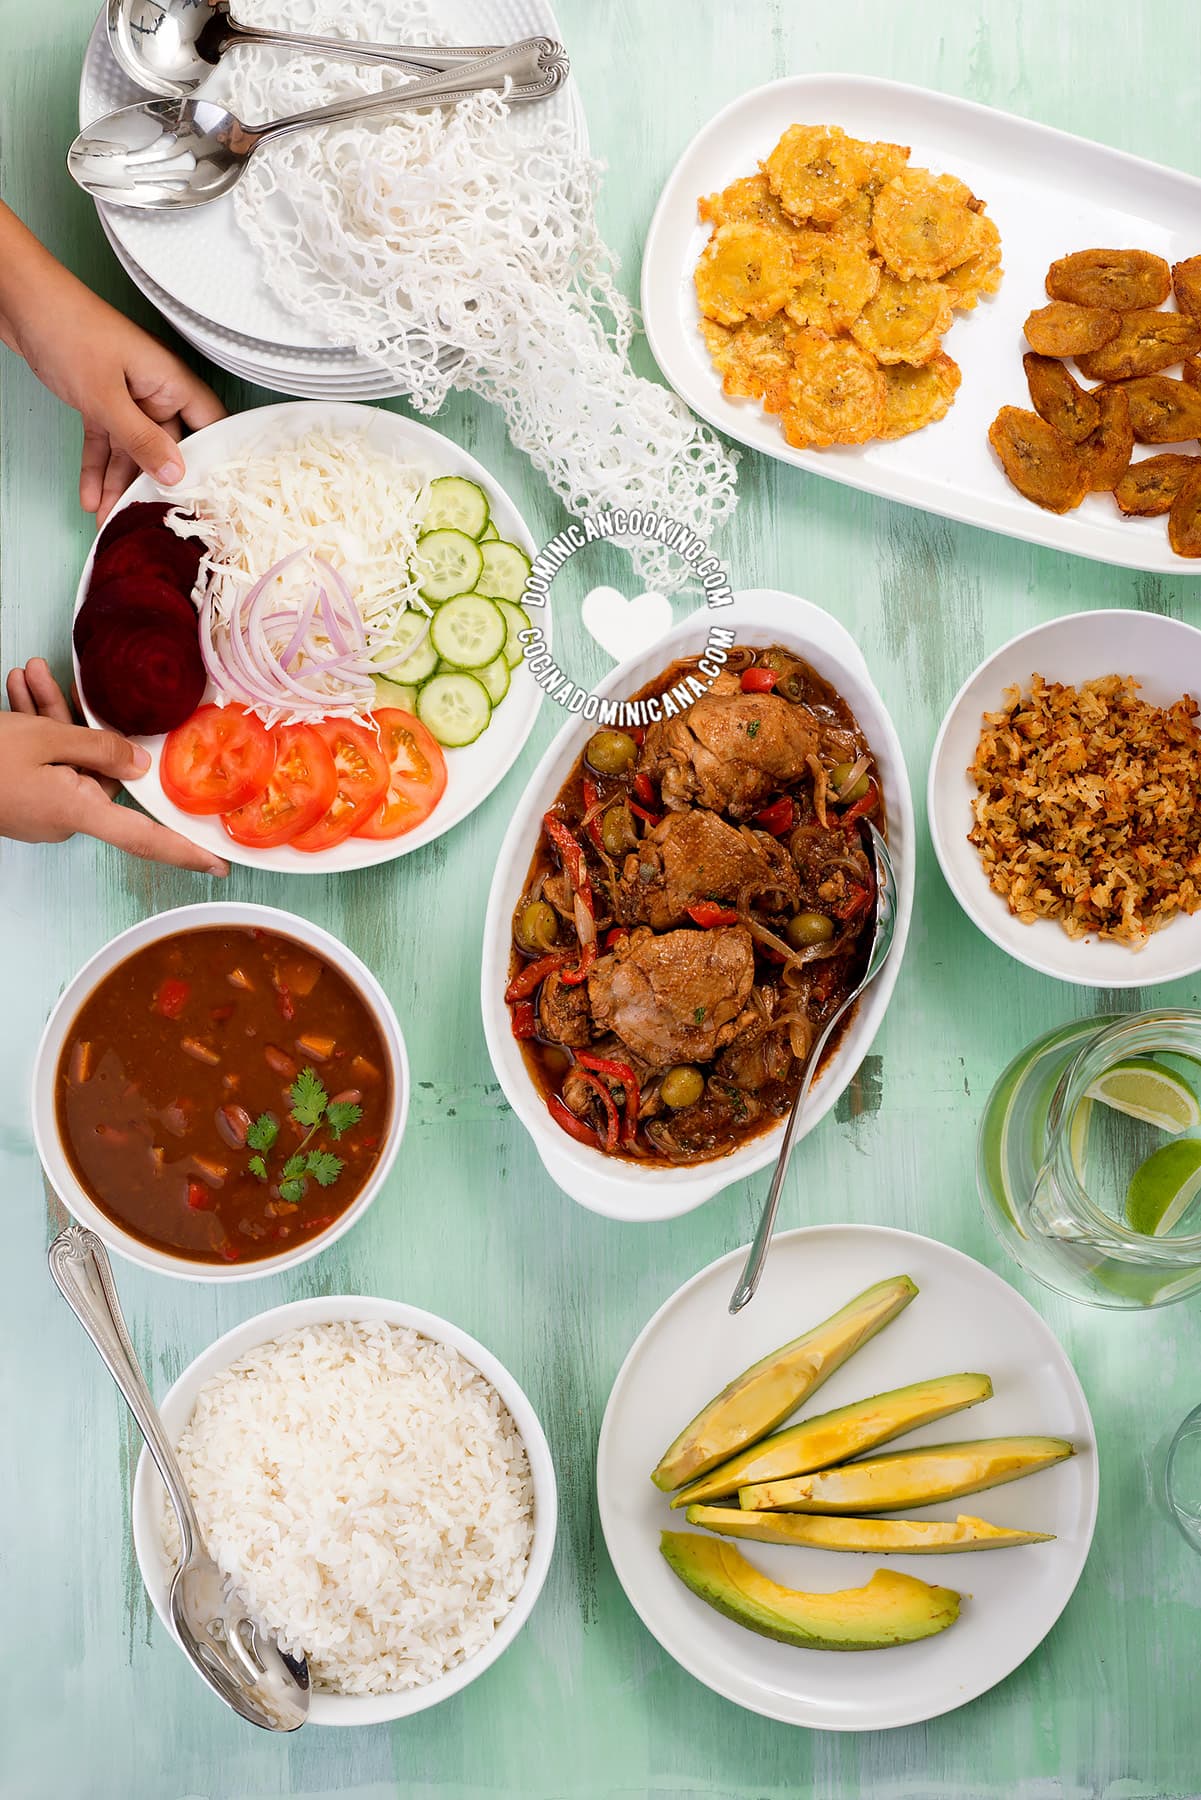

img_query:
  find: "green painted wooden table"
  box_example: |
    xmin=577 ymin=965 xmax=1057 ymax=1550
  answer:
xmin=4 ymin=3 xmax=1201 ymax=1795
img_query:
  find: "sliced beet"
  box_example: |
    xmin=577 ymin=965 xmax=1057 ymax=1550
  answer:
xmin=77 ymin=612 xmax=206 ymax=736
xmin=95 ymin=501 xmax=173 ymax=550
xmin=74 ymin=576 xmax=197 ymax=656
xmin=92 ymin=525 xmax=203 ymax=597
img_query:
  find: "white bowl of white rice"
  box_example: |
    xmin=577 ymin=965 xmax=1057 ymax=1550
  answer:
xmin=131 ymin=1295 xmax=556 ymax=1725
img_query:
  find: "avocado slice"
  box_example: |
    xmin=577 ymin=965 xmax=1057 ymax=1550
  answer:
xmin=740 ymin=1435 xmax=1075 ymax=1513
xmin=651 ymin=1274 xmax=918 ymax=1492
xmin=670 ymin=1372 xmax=993 ymax=1508
xmin=660 ymin=1530 xmax=960 ymax=1650
xmin=686 ymin=1505 xmax=1054 ymax=1553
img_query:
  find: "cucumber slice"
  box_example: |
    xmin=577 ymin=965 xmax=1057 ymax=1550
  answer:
xmin=476 ymin=539 xmax=532 ymax=605
xmin=413 ymin=528 xmax=484 ymax=603
xmin=496 ymin=598 xmax=532 ymax=670
xmin=375 ymin=610 xmax=437 ymax=685
xmin=479 ymin=518 xmax=499 ymax=541
xmin=430 ymin=593 xmax=506 ymax=670
xmin=373 ymin=675 xmax=419 ymax=713
xmin=417 ymin=672 xmax=493 ymax=747
xmin=421 ymin=475 xmax=490 ymax=539
xmin=475 ymin=654 xmax=511 ymax=706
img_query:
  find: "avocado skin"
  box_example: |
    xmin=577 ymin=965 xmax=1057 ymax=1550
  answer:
xmin=651 ymin=1274 xmax=919 ymax=1493
xmin=685 ymin=1504 xmax=1055 ymax=1553
xmin=740 ymin=1435 xmax=1075 ymax=1513
xmin=660 ymin=1530 xmax=961 ymax=1651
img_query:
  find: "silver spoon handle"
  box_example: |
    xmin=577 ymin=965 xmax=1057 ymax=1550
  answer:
xmin=224 ymin=21 xmax=506 ymax=73
xmin=48 ymin=1225 xmax=201 ymax=1563
xmin=728 ymin=998 xmax=854 ymax=1315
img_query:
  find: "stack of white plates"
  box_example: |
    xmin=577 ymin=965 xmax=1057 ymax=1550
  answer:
xmin=77 ymin=2 xmax=586 ymax=398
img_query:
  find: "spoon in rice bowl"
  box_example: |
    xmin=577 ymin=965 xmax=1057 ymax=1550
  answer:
xmin=49 ymin=1225 xmax=310 ymax=1731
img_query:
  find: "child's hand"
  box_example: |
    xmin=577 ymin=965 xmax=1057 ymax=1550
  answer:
xmin=3 ymin=659 xmax=228 ymax=876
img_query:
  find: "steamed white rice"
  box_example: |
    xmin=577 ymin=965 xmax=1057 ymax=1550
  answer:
xmin=159 ymin=1320 xmax=535 ymax=1694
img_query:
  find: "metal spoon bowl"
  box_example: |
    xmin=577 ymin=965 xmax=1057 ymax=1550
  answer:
xmin=48 ymin=1226 xmax=310 ymax=1732
xmin=728 ymin=820 xmax=899 ymax=1314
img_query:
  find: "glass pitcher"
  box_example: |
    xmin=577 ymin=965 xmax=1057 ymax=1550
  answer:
xmin=978 ymin=1009 xmax=1201 ymax=1309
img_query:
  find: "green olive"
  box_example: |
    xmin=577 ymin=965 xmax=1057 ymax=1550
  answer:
xmin=516 ymin=899 xmax=558 ymax=954
xmin=831 ymin=761 xmax=870 ymax=804
xmin=601 ymin=801 xmax=638 ymax=858
xmin=786 ymin=911 xmax=835 ymax=949
xmin=661 ymin=1065 xmax=705 ymax=1110
xmin=586 ymin=729 xmax=638 ymax=776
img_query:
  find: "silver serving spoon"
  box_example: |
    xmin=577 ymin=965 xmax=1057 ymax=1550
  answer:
xmin=729 ymin=820 xmax=899 ymax=1314
xmin=48 ymin=1225 xmax=310 ymax=1732
xmin=107 ymin=0 xmax=514 ymax=100
xmin=68 ymin=39 xmax=568 ymax=211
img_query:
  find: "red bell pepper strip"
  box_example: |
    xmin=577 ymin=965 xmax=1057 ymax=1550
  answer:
xmin=542 ymin=812 xmax=597 ymax=987
xmin=153 ymin=978 xmax=190 ymax=1020
xmin=558 ymin=941 xmax=596 ymax=988
xmin=548 ymin=1093 xmax=599 ymax=1147
xmin=633 ymin=771 xmax=657 ymax=808
xmin=574 ymin=1069 xmax=621 ymax=1152
xmin=604 ymin=926 xmax=629 ymax=951
xmin=752 ymin=796 xmax=794 ymax=836
xmin=687 ymin=901 xmax=739 ymax=928
xmin=840 ymin=780 xmax=880 ymax=830
xmin=628 ymin=801 xmax=661 ymax=828
xmin=576 ymin=1050 xmax=640 ymax=1143
xmin=740 ymin=667 xmax=778 ymax=693
xmin=581 ymin=776 xmax=605 ymax=853
xmin=510 ymin=1000 xmax=537 ymax=1039
xmin=832 ymin=882 xmax=874 ymax=923
xmin=627 ymin=726 xmax=646 ymax=746
xmin=504 ymin=953 xmax=566 ymax=1003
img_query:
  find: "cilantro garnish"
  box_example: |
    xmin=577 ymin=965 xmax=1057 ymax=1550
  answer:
xmin=247 ymin=1155 xmax=268 ymax=1183
xmin=746 ymin=719 xmax=761 ymax=739
xmin=694 ymin=1005 xmax=706 ymax=1023
xmin=326 ymin=1100 xmax=363 ymax=1141
xmin=244 ymin=1066 xmax=357 ymax=1204
xmin=289 ymin=1067 xmax=328 ymax=1128
xmin=247 ymin=1114 xmax=278 ymax=1152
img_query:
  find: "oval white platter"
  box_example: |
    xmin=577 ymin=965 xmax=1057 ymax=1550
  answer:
xmin=73 ymin=400 xmax=546 ymax=874
xmin=641 ymin=72 xmax=1201 ymax=576
xmin=597 ymin=1224 xmax=1098 ymax=1731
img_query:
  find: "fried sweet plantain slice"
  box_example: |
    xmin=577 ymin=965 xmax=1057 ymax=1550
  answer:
xmin=1024 ymin=302 xmax=1120 ymax=357
xmin=988 ymin=406 xmax=1089 ymax=513
xmin=694 ymin=221 xmax=799 ymax=325
xmin=1173 ymin=256 xmax=1201 ymax=325
xmin=878 ymin=353 xmax=962 ymax=439
xmin=698 ymin=173 xmax=795 ymax=233
xmin=1046 ymin=248 xmax=1171 ymax=311
xmin=1169 ymin=466 xmax=1201 ymax=556
xmin=784 ymin=231 xmax=880 ymax=333
xmin=699 ymin=313 xmax=803 ymax=401
xmin=1074 ymin=384 xmax=1134 ymax=491
xmin=767 ymin=330 xmax=886 ymax=447
xmin=1076 ymin=308 xmax=1201 ymax=380
xmin=1113 ymin=454 xmax=1200 ymax=516
xmin=763 ymin=125 xmax=872 ymax=225
xmin=849 ymin=270 xmax=954 ymax=366
xmin=871 ymin=169 xmax=981 ymax=280
xmin=1184 ymin=357 xmax=1201 ymax=390
xmin=1023 ymin=352 xmax=1099 ymax=444
xmin=1120 ymin=374 xmax=1201 ymax=444
xmin=940 ymin=213 xmax=1004 ymax=311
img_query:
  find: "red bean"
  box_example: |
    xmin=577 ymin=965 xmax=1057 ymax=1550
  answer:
xmin=215 ymin=1103 xmax=252 ymax=1149
xmin=264 ymin=1045 xmax=297 ymax=1080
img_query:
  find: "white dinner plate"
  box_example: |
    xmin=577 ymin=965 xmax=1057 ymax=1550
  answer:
xmin=928 ymin=607 xmax=1201 ymax=988
xmin=597 ymin=1224 xmax=1097 ymax=1731
xmin=73 ymin=399 xmax=547 ymax=874
xmin=641 ymin=73 xmax=1201 ymax=575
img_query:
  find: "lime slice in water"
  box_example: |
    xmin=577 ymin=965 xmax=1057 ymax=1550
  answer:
xmin=1126 ymin=1140 xmax=1201 ymax=1236
xmin=1069 ymin=1098 xmax=1092 ymax=1180
xmin=1084 ymin=1058 xmax=1201 ymax=1134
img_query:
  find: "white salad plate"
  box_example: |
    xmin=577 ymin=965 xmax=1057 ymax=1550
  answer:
xmin=929 ymin=607 xmax=1201 ymax=988
xmin=132 ymin=1293 xmax=558 ymax=1726
xmin=480 ymin=589 xmax=915 ymax=1222
xmin=79 ymin=0 xmax=588 ymax=371
xmin=641 ymin=73 xmax=1201 ymax=575
xmin=73 ymin=399 xmax=546 ymax=874
xmin=597 ymin=1223 xmax=1098 ymax=1732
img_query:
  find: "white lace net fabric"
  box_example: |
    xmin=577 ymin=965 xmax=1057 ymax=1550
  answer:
xmin=211 ymin=0 xmax=739 ymax=588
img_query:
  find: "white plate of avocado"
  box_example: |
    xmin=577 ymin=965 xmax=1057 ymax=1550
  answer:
xmin=597 ymin=1223 xmax=1097 ymax=1730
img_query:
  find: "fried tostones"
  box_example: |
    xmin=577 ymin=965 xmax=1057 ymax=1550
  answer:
xmin=870 ymin=170 xmax=981 ymax=281
xmin=1168 ymin=466 xmax=1201 ymax=557
xmin=783 ymin=230 xmax=880 ymax=333
xmin=1120 ymin=374 xmax=1201 ymax=444
xmin=1046 ymin=248 xmax=1172 ymax=311
xmin=1023 ymin=352 xmax=1099 ymax=444
xmin=766 ymin=330 xmax=886 ymax=447
xmin=694 ymin=221 xmax=798 ymax=326
xmin=988 ymin=406 xmax=1089 ymax=513
xmin=1075 ymin=308 xmax=1201 ymax=380
xmin=1184 ymin=357 xmax=1201 ymax=390
xmin=940 ymin=213 xmax=1004 ymax=311
xmin=699 ymin=313 xmax=803 ymax=402
xmin=1074 ymin=385 xmax=1134 ymax=491
xmin=1024 ymin=302 xmax=1120 ymax=357
xmin=1174 ymin=256 xmax=1201 ymax=325
xmin=878 ymin=354 xmax=961 ymax=439
xmin=698 ymin=173 xmax=796 ymax=234
xmin=1113 ymin=454 xmax=1200 ymax=517
xmin=762 ymin=125 xmax=871 ymax=225
xmin=850 ymin=270 xmax=954 ymax=366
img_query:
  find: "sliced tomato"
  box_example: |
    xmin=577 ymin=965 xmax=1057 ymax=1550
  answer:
xmin=353 ymin=708 xmax=448 ymax=840
xmin=161 ymin=706 xmax=275 ymax=816
xmin=221 ymin=724 xmax=336 ymax=849
xmin=291 ymin=718 xmax=390 ymax=853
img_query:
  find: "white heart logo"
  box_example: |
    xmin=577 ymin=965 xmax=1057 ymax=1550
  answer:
xmin=580 ymin=585 xmax=674 ymax=662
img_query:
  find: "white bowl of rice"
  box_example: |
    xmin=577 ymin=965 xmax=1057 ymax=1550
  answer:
xmin=131 ymin=1295 xmax=556 ymax=1725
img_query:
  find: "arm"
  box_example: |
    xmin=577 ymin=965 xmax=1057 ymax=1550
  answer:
xmin=0 ymin=202 xmax=227 ymax=522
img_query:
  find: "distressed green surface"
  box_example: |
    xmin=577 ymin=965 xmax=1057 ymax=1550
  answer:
xmin=3 ymin=3 xmax=1201 ymax=1796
